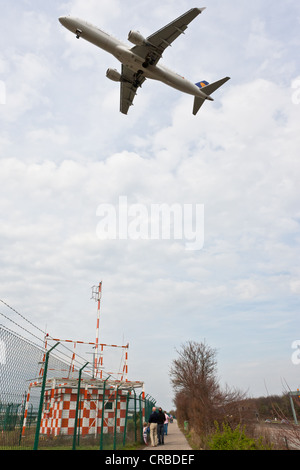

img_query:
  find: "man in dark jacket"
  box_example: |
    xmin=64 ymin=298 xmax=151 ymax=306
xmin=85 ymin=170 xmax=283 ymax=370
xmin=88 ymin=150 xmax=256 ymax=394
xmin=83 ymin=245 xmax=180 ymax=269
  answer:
xmin=148 ymin=407 xmax=158 ymax=447
xmin=157 ymin=407 xmax=165 ymax=445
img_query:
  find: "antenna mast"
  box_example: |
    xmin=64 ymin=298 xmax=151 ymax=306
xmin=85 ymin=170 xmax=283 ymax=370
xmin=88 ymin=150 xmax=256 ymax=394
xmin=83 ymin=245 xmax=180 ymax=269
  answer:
xmin=91 ymin=282 xmax=103 ymax=378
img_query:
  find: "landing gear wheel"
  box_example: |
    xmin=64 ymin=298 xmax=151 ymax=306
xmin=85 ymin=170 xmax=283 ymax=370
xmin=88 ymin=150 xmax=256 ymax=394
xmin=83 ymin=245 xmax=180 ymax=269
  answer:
xmin=76 ymin=29 xmax=82 ymax=39
xmin=133 ymin=70 xmax=144 ymax=87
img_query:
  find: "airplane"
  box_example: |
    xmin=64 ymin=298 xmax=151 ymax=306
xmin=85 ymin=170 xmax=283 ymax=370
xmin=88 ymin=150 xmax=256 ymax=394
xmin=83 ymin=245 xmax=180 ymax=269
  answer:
xmin=59 ymin=7 xmax=230 ymax=115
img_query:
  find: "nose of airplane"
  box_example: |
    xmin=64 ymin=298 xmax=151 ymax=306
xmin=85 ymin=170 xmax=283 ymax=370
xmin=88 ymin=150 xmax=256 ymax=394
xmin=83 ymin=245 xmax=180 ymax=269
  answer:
xmin=59 ymin=16 xmax=68 ymax=26
xmin=59 ymin=16 xmax=76 ymax=33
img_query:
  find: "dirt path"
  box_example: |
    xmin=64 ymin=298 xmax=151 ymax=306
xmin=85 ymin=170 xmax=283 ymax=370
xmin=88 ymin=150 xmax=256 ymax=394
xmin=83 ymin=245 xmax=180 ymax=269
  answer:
xmin=143 ymin=420 xmax=192 ymax=451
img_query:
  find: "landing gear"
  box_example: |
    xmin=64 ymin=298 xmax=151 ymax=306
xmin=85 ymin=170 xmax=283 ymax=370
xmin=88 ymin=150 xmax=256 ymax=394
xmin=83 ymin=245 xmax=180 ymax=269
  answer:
xmin=133 ymin=70 xmax=144 ymax=87
xmin=142 ymin=52 xmax=157 ymax=68
xmin=76 ymin=29 xmax=82 ymax=39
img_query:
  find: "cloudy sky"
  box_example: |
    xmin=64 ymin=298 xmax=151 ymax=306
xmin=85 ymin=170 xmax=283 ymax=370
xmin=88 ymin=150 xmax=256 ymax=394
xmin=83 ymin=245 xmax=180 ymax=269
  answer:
xmin=1 ymin=0 xmax=300 ymax=410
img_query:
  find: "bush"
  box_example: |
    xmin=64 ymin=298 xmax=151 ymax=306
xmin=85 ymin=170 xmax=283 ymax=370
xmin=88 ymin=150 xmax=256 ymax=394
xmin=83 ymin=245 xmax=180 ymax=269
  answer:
xmin=207 ymin=422 xmax=271 ymax=450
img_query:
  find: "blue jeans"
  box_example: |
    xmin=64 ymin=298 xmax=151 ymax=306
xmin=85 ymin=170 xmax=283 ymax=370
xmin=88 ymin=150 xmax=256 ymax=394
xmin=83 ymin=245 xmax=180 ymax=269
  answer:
xmin=157 ymin=423 xmax=164 ymax=444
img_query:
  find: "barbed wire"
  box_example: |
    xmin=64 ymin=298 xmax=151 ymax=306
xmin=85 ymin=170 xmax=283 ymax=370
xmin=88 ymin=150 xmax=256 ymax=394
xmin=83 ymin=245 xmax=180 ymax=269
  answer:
xmin=0 ymin=299 xmax=90 ymax=373
xmin=0 ymin=298 xmax=124 ymax=380
xmin=0 ymin=323 xmax=44 ymax=352
xmin=0 ymin=298 xmax=45 ymax=336
xmin=0 ymin=309 xmax=44 ymax=346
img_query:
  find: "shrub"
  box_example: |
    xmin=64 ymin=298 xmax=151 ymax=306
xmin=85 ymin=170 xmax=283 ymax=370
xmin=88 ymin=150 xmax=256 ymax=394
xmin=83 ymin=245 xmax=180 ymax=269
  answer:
xmin=207 ymin=422 xmax=271 ymax=450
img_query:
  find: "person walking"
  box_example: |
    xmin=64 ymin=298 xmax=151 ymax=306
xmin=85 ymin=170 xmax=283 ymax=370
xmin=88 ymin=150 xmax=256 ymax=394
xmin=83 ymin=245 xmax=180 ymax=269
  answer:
xmin=164 ymin=411 xmax=169 ymax=435
xmin=143 ymin=422 xmax=149 ymax=445
xmin=148 ymin=407 xmax=158 ymax=447
xmin=157 ymin=407 xmax=165 ymax=445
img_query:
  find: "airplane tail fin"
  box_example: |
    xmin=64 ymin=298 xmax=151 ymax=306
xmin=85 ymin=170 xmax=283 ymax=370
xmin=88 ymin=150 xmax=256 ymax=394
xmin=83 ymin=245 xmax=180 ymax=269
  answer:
xmin=193 ymin=77 xmax=230 ymax=115
xmin=195 ymin=80 xmax=210 ymax=89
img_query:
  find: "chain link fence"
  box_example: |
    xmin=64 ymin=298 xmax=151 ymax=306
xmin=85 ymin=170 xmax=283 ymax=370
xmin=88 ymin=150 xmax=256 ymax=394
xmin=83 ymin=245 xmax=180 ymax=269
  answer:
xmin=0 ymin=319 xmax=156 ymax=450
xmin=0 ymin=325 xmax=42 ymax=449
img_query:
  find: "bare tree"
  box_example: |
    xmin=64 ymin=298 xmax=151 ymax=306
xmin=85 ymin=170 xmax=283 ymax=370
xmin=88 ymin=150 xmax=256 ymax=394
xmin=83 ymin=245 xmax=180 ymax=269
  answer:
xmin=170 ymin=340 xmax=246 ymax=437
xmin=170 ymin=341 xmax=220 ymax=433
xmin=170 ymin=341 xmax=218 ymax=395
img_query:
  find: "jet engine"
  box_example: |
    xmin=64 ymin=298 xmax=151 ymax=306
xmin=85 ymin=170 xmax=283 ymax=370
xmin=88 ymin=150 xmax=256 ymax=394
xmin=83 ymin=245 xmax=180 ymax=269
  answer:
xmin=106 ymin=68 xmax=122 ymax=82
xmin=127 ymin=30 xmax=147 ymax=46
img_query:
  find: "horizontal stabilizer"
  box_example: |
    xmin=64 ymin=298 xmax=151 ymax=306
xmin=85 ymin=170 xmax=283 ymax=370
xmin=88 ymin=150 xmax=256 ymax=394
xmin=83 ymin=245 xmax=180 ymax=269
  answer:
xmin=193 ymin=96 xmax=205 ymax=115
xmin=200 ymin=76 xmax=230 ymax=96
xmin=193 ymin=76 xmax=230 ymax=115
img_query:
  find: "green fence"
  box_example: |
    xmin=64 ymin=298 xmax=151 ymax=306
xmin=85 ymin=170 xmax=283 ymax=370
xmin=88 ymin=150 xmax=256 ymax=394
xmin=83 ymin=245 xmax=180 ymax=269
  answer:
xmin=0 ymin=325 xmax=156 ymax=450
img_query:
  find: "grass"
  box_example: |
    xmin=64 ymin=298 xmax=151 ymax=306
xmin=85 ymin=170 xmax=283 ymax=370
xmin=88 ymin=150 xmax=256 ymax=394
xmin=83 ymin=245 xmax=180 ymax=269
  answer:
xmin=1 ymin=430 xmax=145 ymax=451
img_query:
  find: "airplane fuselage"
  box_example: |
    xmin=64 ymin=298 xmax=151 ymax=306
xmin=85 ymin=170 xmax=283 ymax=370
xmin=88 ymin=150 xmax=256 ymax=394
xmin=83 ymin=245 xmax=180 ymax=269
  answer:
xmin=59 ymin=17 xmax=212 ymax=100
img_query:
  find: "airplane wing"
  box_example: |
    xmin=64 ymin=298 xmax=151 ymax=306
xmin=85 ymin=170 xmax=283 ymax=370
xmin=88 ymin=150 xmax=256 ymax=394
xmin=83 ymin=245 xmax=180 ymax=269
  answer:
xmin=132 ymin=7 xmax=206 ymax=66
xmin=121 ymin=8 xmax=205 ymax=114
xmin=120 ymin=65 xmax=146 ymax=114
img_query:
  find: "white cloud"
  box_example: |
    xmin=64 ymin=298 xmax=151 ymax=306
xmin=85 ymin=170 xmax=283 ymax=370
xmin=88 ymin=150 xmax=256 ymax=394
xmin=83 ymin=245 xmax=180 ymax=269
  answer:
xmin=62 ymin=0 xmax=122 ymax=23
xmin=233 ymin=279 xmax=264 ymax=300
xmin=245 ymin=18 xmax=283 ymax=61
xmin=290 ymin=280 xmax=300 ymax=294
xmin=0 ymin=52 xmax=52 ymax=122
xmin=1 ymin=1 xmax=300 ymax=409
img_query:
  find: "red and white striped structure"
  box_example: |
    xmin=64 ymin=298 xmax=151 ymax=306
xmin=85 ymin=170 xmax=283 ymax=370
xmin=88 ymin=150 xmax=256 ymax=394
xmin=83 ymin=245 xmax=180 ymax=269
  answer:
xmin=92 ymin=282 xmax=102 ymax=378
xmin=40 ymin=385 xmax=128 ymax=436
xmin=22 ymin=378 xmax=144 ymax=438
xmin=21 ymin=281 xmax=143 ymax=438
xmin=48 ymin=338 xmax=129 ymax=382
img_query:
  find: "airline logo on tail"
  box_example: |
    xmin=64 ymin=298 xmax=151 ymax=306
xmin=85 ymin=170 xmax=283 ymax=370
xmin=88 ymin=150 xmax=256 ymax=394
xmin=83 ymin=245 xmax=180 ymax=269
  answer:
xmin=196 ymin=80 xmax=209 ymax=89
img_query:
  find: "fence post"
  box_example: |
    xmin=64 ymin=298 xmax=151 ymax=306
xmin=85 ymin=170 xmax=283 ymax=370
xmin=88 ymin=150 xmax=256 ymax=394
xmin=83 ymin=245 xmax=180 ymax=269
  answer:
xmin=123 ymin=390 xmax=130 ymax=447
xmin=33 ymin=342 xmax=59 ymax=450
xmin=133 ymin=390 xmax=137 ymax=442
xmin=19 ymin=392 xmax=28 ymax=445
xmin=72 ymin=362 xmax=89 ymax=450
xmin=139 ymin=392 xmax=144 ymax=442
xmin=289 ymin=393 xmax=298 ymax=425
xmin=144 ymin=394 xmax=149 ymax=422
xmin=113 ymin=385 xmax=121 ymax=450
xmin=99 ymin=375 xmax=111 ymax=450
